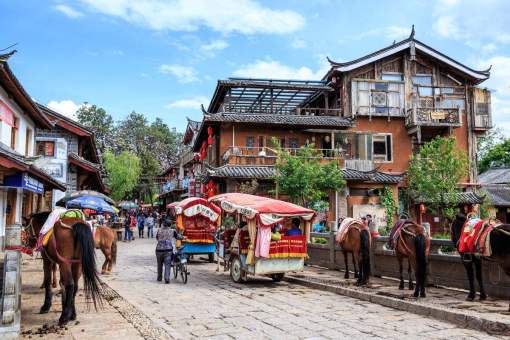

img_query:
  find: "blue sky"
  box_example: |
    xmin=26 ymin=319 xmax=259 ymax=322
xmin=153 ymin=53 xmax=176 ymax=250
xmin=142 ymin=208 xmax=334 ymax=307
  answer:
xmin=1 ymin=0 xmax=509 ymax=134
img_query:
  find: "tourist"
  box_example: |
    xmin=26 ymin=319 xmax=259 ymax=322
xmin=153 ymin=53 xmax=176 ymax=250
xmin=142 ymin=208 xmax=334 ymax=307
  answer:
xmin=146 ymin=214 xmax=155 ymax=238
xmin=137 ymin=212 xmax=145 ymax=238
xmin=155 ymin=223 xmax=181 ymax=283
xmin=124 ymin=212 xmax=134 ymax=242
xmin=285 ymin=218 xmax=303 ymax=236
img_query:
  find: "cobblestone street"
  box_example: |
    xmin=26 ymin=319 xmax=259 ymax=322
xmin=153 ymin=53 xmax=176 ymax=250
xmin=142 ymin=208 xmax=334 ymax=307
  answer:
xmin=96 ymin=238 xmax=503 ymax=339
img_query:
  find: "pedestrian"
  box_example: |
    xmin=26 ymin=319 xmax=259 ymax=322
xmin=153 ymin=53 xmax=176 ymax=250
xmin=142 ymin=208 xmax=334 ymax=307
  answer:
xmin=124 ymin=212 xmax=134 ymax=242
xmin=138 ymin=212 xmax=145 ymax=238
xmin=155 ymin=223 xmax=181 ymax=283
xmin=146 ymin=214 xmax=155 ymax=238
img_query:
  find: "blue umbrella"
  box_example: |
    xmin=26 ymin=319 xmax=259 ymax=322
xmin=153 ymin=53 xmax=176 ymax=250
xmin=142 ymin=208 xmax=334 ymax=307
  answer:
xmin=66 ymin=196 xmax=116 ymax=215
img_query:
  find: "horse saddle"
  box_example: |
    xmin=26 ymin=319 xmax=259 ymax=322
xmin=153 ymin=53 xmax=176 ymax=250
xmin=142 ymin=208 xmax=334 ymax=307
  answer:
xmin=335 ymin=218 xmax=365 ymax=244
xmin=459 ymin=218 xmax=494 ymax=256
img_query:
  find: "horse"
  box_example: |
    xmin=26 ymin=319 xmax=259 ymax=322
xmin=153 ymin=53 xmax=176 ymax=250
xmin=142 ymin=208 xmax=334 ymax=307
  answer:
xmin=94 ymin=226 xmax=117 ymax=274
xmin=25 ymin=211 xmax=103 ymax=325
xmin=335 ymin=218 xmax=371 ymax=286
xmin=389 ymin=219 xmax=429 ymax=298
xmin=451 ymin=214 xmax=510 ymax=309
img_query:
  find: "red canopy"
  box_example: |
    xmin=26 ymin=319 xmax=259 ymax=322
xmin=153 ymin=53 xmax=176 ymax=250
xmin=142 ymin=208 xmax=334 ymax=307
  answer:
xmin=209 ymin=193 xmax=315 ymax=226
xmin=167 ymin=197 xmax=220 ymax=223
xmin=167 ymin=197 xmax=209 ymax=210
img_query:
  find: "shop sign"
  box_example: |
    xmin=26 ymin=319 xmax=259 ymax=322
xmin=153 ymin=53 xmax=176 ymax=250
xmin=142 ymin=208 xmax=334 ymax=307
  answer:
xmin=1 ymin=172 xmax=44 ymax=194
xmin=430 ymin=111 xmax=446 ymax=120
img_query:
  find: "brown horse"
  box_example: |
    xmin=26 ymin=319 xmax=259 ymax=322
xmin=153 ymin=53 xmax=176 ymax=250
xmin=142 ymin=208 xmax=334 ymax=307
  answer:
xmin=335 ymin=218 xmax=371 ymax=286
xmin=94 ymin=226 xmax=117 ymax=274
xmin=390 ymin=219 xmax=430 ymax=297
xmin=25 ymin=211 xmax=103 ymax=325
xmin=451 ymin=214 xmax=510 ymax=309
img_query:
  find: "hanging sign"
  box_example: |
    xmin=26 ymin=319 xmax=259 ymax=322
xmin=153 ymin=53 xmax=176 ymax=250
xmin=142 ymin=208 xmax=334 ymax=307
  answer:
xmin=430 ymin=111 xmax=446 ymax=120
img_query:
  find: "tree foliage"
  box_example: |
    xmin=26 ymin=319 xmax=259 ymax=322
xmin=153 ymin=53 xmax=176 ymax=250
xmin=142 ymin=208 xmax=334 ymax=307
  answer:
xmin=380 ymin=185 xmax=398 ymax=231
xmin=103 ymin=151 xmax=141 ymax=201
xmin=274 ymin=143 xmax=346 ymax=206
xmin=77 ymin=104 xmax=115 ymax=154
xmin=478 ymin=138 xmax=510 ymax=174
xmin=407 ymin=137 xmax=468 ymax=228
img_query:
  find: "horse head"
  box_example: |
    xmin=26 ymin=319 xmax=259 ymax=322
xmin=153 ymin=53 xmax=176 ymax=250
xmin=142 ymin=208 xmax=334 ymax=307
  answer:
xmin=450 ymin=213 xmax=467 ymax=246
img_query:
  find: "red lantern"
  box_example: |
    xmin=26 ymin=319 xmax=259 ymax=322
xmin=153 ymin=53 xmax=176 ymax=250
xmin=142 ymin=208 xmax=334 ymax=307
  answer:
xmin=207 ymin=126 xmax=213 ymax=136
xmin=208 ymin=135 xmax=214 ymax=146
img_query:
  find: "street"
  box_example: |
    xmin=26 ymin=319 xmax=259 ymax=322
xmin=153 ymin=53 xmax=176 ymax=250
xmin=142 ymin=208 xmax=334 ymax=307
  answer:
xmin=98 ymin=238 xmax=501 ymax=339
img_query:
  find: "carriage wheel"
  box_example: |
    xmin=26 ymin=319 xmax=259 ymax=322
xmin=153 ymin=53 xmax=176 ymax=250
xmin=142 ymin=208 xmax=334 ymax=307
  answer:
xmin=181 ymin=263 xmax=188 ymax=284
xmin=271 ymin=273 xmax=285 ymax=282
xmin=230 ymin=257 xmax=244 ymax=283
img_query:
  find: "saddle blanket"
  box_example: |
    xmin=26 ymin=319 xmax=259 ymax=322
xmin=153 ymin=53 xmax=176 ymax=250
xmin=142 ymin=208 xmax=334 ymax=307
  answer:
xmin=335 ymin=218 xmax=365 ymax=244
xmin=388 ymin=219 xmax=414 ymax=249
xmin=459 ymin=218 xmax=493 ymax=256
xmin=36 ymin=209 xmax=89 ymax=251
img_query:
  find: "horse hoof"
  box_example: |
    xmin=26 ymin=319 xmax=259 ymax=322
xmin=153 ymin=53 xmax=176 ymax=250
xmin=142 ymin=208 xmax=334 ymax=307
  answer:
xmin=398 ymin=284 xmax=404 ymax=290
xmin=480 ymin=293 xmax=487 ymax=301
xmin=408 ymin=285 xmax=414 ymax=290
xmin=420 ymin=292 xmax=427 ymax=298
xmin=466 ymin=295 xmax=475 ymax=302
xmin=344 ymin=274 xmax=349 ymax=279
xmin=353 ymin=274 xmax=359 ymax=279
xmin=39 ymin=306 xmax=50 ymax=314
xmin=413 ymin=291 xmax=419 ymax=298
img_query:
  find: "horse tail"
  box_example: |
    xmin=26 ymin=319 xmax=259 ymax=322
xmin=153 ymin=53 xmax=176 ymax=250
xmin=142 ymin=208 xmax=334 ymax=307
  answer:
xmin=360 ymin=229 xmax=371 ymax=280
xmin=72 ymin=222 xmax=103 ymax=309
xmin=111 ymin=237 xmax=117 ymax=265
xmin=415 ymin=232 xmax=427 ymax=288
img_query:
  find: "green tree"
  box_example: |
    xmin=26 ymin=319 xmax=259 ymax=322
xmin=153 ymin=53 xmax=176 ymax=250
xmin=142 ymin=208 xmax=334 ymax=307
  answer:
xmin=478 ymin=138 xmax=510 ymax=173
xmin=274 ymin=143 xmax=345 ymax=206
xmin=76 ymin=104 xmax=116 ymax=154
xmin=407 ymin=137 xmax=468 ymax=231
xmin=103 ymin=151 xmax=141 ymax=201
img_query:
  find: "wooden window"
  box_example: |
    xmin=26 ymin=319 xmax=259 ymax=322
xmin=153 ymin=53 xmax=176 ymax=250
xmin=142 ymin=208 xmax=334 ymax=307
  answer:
xmin=372 ymin=134 xmax=392 ymax=162
xmin=381 ymin=73 xmax=403 ymax=81
xmin=36 ymin=141 xmax=55 ymax=157
xmin=354 ymin=134 xmax=372 ymax=160
xmin=246 ymin=136 xmax=255 ymax=148
xmin=25 ymin=128 xmax=32 ymax=156
xmin=412 ymin=75 xmax=432 ymax=96
xmin=10 ymin=117 xmax=18 ymax=149
xmin=289 ymin=138 xmax=299 ymax=149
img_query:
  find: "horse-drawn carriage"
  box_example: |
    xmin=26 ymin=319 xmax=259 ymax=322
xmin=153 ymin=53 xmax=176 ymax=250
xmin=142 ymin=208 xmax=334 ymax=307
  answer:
xmin=167 ymin=197 xmax=220 ymax=262
xmin=210 ymin=193 xmax=315 ymax=283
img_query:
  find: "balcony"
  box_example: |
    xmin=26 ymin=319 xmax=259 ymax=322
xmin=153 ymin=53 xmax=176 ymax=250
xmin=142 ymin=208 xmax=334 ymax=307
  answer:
xmin=219 ymin=105 xmax=341 ymax=116
xmin=159 ymin=178 xmax=189 ymax=194
xmin=405 ymin=106 xmax=461 ymax=128
xmin=473 ymin=115 xmax=492 ymax=130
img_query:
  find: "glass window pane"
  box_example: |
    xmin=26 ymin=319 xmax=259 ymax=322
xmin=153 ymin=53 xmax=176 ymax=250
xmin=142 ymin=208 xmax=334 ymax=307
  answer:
xmin=374 ymin=82 xmax=388 ymax=91
xmin=412 ymin=75 xmax=432 ymax=86
xmin=382 ymin=73 xmax=403 ymax=81
xmin=418 ymin=87 xmax=433 ymax=96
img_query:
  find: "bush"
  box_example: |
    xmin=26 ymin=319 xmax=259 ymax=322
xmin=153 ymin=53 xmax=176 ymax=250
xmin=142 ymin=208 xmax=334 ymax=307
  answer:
xmin=312 ymin=237 xmax=328 ymax=245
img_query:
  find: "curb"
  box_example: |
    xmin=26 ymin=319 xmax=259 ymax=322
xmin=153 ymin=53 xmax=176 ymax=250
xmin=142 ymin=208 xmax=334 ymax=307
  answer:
xmin=284 ymin=276 xmax=510 ymax=336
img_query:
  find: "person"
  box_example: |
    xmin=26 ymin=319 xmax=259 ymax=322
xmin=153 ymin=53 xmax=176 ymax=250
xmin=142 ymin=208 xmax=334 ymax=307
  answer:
xmin=124 ymin=212 xmax=134 ymax=242
xmin=285 ymin=218 xmax=303 ymax=236
xmin=271 ymin=224 xmax=282 ymax=241
xmin=146 ymin=214 xmax=155 ymax=238
xmin=138 ymin=212 xmax=145 ymax=238
xmin=155 ymin=222 xmax=181 ymax=283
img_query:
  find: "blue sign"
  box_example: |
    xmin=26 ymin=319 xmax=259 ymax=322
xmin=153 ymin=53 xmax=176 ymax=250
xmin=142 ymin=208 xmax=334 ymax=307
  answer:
xmin=2 ymin=172 xmax=45 ymax=194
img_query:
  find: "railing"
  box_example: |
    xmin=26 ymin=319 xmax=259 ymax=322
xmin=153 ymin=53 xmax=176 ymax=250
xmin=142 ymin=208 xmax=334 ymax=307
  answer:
xmin=180 ymin=149 xmax=195 ymax=165
xmin=473 ymin=115 xmax=492 ymax=130
xmin=221 ymin=146 xmax=346 ymax=165
xmin=307 ymin=232 xmax=510 ymax=298
xmin=219 ymin=105 xmax=341 ymax=116
xmin=406 ymin=105 xmax=461 ymax=128
xmin=344 ymin=159 xmax=374 ymax=171
xmin=159 ymin=178 xmax=190 ymax=194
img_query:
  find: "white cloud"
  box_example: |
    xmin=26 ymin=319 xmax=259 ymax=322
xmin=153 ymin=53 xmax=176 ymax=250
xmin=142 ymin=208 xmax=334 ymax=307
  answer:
xmin=46 ymin=100 xmax=81 ymax=120
xmin=201 ymin=39 xmax=229 ymax=52
xmin=232 ymin=59 xmax=327 ymax=80
xmin=159 ymin=64 xmax=198 ymax=83
xmin=433 ymin=15 xmax=463 ymax=39
xmin=54 ymin=4 xmax=84 ymax=18
xmin=78 ymin=0 xmax=304 ymax=34
xmin=291 ymin=38 xmax=307 ymax=49
xmin=165 ymin=96 xmax=209 ymax=109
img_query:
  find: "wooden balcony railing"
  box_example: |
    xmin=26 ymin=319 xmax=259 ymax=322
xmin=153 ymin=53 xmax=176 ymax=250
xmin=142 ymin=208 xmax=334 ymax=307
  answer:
xmin=406 ymin=105 xmax=461 ymax=128
xmin=219 ymin=105 xmax=341 ymax=116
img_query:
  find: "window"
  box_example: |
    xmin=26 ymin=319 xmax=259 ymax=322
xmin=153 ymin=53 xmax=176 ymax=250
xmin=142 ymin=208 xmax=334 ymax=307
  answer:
xmin=36 ymin=141 xmax=55 ymax=157
xmin=246 ymin=136 xmax=255 ymax=148
xmin=10 ymin=117 xmax=18 ymax=149
xmin=258 ymin=136 xmax=265 ymax=149
xmin=413 ymin=75 xmax=432 ymax=96
xmin=381 ymin=73 xmax=403 ymax=81
xmin=372 ymin=134 xmax=392 ymax=162
xmin=25 ymin=128 xmax=32 ymax=156
xmin=289 ymin=138 xmax=299 ymax=149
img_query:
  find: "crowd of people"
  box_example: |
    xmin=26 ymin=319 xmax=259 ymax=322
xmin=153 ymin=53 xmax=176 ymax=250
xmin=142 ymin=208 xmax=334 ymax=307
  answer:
xmin=113 ymin=209 xmax=173 ymax=242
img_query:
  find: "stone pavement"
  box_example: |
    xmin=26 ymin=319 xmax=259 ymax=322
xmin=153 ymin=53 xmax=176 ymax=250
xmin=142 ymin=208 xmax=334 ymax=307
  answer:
xmin=285 ymin=266 xmax=510 ymax=336
xmin=99 ymin=238 xmax=503 ymax=339
xmin=19 ymin=254 xmax=145 ymax=340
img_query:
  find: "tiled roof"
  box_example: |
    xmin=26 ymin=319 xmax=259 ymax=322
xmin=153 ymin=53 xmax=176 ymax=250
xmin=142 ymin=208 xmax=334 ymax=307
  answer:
xmin=207 ymin=165 xmax=275 ymax=179
xmin=68 ymin=152 xmax=101 ymax=171
xmin=203 ymin=114 xmax=352 ymax=128
xmin=416 ymin=192 xmax=485 ymax=205
xmin=482 ymin=185 xmax=510 ymax=207
xmin=206 ymin=164 xmax=402 ymax=184
xmin=478 ymin=168 xmax=510 ymax=185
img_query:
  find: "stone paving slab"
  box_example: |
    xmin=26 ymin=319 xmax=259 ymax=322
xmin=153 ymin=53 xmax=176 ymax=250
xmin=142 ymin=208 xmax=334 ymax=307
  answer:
xmin=285 ymin=265 xmax=510 ymax=336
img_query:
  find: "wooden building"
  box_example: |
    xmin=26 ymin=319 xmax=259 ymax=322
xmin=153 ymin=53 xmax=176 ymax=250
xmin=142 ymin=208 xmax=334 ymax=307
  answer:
xmin=165 ymin=29 xmax=492 ymax=231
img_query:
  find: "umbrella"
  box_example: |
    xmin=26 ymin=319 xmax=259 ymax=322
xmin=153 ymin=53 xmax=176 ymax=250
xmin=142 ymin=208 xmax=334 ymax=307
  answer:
xmin=66 ymin=196 xmax=116 ymax=215
xmin=117 ymin=201 xmax=138 ymax=210
xmin=56 ymin=190 xmax=115 ymax=207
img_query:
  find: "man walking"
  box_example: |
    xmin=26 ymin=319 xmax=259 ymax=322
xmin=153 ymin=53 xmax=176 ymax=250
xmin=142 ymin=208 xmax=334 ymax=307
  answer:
xmin=155 ymin=223 xmax=181 ymax=283
xmin=138 ymin=212 xmax=145 ymax=238
xmin=146 ymin=214 xmax=155 ymax=238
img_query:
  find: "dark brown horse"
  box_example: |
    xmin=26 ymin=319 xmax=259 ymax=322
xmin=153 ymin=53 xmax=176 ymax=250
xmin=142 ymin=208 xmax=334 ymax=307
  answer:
xmin=451 ymin=214 xmax=510 ymax=309
xmin=335 ymin=218 xmax=371 ymax=286
xmin=25 ymin=211 xmax=102 ymax=325
xmin=390 ymin=219 xmax=430 ymax=298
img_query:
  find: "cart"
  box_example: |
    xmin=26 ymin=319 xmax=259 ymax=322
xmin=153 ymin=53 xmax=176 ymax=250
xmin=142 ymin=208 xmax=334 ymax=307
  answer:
xmin=167 ymin=198 xmax=220 ymax=262
xmin=209 ymin=193 xmax=315 ymax=283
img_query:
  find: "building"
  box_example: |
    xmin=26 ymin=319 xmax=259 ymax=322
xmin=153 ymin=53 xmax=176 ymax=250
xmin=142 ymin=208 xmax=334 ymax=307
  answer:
xmin=164 ymin=28 xmax=492 ymax=231
xmin=34 ymin=104 xmax=106 ymax=209
xmin=478 ymin=168 xmax=510 ymax=223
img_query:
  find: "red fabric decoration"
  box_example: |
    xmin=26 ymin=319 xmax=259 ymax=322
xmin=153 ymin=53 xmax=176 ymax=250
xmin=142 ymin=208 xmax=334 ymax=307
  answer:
xmin=208 ymin=136 xmax=214 ymax=146
xmin=207 ymin=126 xmax=213 ymax=136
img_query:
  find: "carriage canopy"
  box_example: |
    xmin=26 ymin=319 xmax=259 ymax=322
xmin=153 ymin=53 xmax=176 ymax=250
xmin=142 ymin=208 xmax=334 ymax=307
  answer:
xmin=167 ymin=197 xmax=221 ymax=224
xmin=209 ymin=193 xmax=315 ymax=227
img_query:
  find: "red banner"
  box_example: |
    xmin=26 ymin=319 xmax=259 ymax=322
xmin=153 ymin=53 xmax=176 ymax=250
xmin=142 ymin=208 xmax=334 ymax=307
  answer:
xmin=269 ymin=235 xmax=307 ymax=258
xmin=0 ymin=99 xmax=15 ymax=126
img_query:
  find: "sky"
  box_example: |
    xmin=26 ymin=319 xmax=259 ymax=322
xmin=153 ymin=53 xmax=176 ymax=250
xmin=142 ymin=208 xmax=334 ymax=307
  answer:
xmin=1 ymin=0 xmax=509 ymax=134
